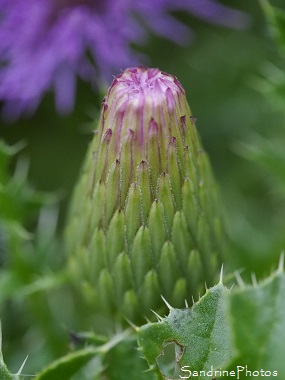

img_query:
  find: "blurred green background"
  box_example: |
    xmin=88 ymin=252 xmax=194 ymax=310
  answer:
xmin=1 ymin=0 xmax=285 ymax=375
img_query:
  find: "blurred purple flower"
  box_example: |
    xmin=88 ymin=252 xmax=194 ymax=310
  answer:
xmin=0 ymin=0 xmax=248 ymax=118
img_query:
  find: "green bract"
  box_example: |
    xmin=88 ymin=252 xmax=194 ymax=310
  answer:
xmin=65 ymin=67 xmax=224 ymax=325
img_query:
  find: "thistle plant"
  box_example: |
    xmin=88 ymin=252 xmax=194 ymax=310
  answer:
xmin=65 ymin=67 xmax=224 ymax=325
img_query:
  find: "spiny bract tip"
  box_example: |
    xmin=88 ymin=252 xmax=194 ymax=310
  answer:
xmin=161 ymin=295 xmax=173 ymax=310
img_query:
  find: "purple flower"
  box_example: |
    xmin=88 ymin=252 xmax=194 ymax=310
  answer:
xmin=0 ymin=0 xmax=248 ymax=119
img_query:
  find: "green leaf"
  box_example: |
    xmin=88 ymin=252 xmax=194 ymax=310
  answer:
xmin=34 ymin=347 xmax=100 ymax=380
xmin=138 ymin=283 xmax=232 ymax=380
xmin=138 ymin=264 xmax=285 ymax=380
xmin=34 ymin=329 xmax=133 ymax=380
xmin=35 ymin=329 xmax=154 ymax=380
xmin=223 ymin=267 xmax=285 ymax=379
xmin=104 ymin=335 xmax=155 ymax=380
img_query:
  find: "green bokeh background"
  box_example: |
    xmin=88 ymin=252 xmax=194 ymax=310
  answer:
xmin=1 ymin=0 xmax=285 ymax=375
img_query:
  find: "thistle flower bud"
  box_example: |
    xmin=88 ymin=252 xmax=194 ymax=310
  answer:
xmin=66 ymin=67 xmax=224 ymax=325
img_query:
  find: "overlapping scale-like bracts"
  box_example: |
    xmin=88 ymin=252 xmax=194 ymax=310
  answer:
xmin=66 ymin=67 xmax=224 ymax=324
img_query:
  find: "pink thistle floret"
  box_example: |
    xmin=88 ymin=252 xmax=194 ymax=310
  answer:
xmin=101 ymin=67 xmax=188 ymax=160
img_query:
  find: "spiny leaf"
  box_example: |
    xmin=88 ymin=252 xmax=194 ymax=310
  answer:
xmin=138 ymin=264 xmax=285 ymax=380
xmin=138 ymin=283 xmax=231 ymax=380
xmin=223 ymin=268 xmax=285 ymax=379
xmin=103 ymin=335 xmax=155 ymax=380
